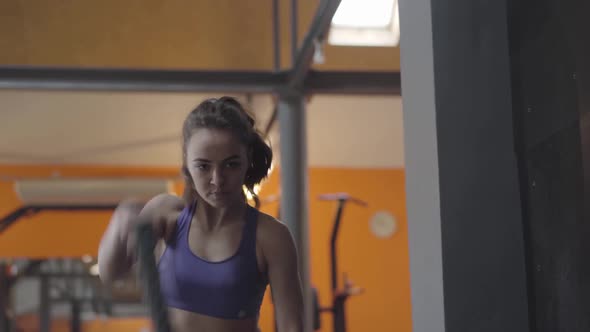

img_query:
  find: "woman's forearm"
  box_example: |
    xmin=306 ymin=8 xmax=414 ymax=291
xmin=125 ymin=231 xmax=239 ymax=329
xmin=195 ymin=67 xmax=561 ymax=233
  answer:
xmin=97 ymin=201 xmax=143 ymax=284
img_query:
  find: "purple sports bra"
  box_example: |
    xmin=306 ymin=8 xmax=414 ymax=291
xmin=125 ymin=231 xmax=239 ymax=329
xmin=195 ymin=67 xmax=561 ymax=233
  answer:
xmin=157 ymin=201 xmax=268 ymax=320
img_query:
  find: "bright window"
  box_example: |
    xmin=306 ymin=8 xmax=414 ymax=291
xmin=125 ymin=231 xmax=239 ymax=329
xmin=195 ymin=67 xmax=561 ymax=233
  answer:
xmin=328 ymin=0 xmax=400 ymax=47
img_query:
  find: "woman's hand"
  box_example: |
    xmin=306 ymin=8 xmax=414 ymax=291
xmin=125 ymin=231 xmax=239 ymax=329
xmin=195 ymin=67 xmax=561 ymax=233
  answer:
xmin=98 ymin=194 xmax=184 ymax=284
xmin=121 ymin=195 xmax=185 ymax=261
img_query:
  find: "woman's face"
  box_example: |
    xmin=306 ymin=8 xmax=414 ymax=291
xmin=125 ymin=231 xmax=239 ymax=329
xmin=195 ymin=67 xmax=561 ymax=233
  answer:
xmin=185 ymin=128 xmax=249 ymax=207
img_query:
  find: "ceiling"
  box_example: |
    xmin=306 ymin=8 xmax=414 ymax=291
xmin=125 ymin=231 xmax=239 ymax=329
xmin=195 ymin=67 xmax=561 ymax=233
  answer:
xmin=0 ymin=90 xmax=405 ymax=169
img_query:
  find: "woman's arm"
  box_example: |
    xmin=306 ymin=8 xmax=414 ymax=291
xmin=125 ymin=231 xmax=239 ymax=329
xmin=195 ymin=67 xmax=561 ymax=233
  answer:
xmin=260 ymin=218 xmax=304 ymax=332
xmin=97 ymin=198 xmax=143 ymax=285
xmin=97 ymin=194 xmax=184 ymax=285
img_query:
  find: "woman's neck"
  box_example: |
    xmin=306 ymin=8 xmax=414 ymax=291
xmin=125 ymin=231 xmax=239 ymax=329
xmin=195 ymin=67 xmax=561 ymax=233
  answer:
xmin=194 ymin=196 xmax=247 ymax=231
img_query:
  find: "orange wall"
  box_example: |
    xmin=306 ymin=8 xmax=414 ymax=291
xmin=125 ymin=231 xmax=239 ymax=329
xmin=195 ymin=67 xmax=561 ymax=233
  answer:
xmin=0 ymin=0 xmax=401 ymax=71
xmin=1 ymin=165 xmax=411 ymax=332
xmin=15 ymin=313 xmax=70 ymax=332
xmin=257 ymin=168 xmax=411 ymax=332
xmin=0 ymin=165 xmax=182 ymax=259
xmin=83 ymin=318 xmax=152 ymax=332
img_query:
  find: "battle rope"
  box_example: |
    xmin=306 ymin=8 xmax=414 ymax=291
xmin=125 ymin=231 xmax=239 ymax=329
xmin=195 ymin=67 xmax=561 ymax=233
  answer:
xmin=136 ymin=223 xmax=171 ymax=332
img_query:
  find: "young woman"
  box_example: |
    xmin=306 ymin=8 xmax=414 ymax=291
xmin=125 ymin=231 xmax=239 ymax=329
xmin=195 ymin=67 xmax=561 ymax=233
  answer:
xmin=98 ymin=97 xmax=303 ymax=332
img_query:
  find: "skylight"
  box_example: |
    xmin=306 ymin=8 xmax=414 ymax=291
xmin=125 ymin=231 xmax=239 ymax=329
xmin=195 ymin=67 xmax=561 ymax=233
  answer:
xmin=328 ymin=0 xmax=400 ymax=47
xmin=332 ymin=0 xmax=395 ymax=28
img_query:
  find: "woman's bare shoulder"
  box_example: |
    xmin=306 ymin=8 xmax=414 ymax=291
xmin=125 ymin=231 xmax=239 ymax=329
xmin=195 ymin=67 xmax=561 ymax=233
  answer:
xmin=144 ymin=193 xmax=185 ymax=210
xmin=255 ymin=210 xmax=295 ymax=249
xmin=254 ymin=210 xmax=299 ymax=285
xmin=134 ymin=193 xmax=186 ymax=219
xmin=256 ymin=210 xmax=285 ymax=230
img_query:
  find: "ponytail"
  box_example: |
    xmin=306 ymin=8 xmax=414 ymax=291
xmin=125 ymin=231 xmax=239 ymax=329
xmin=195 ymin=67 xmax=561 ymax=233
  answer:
xmin=244 ymin=132 xmax=273 ymax=193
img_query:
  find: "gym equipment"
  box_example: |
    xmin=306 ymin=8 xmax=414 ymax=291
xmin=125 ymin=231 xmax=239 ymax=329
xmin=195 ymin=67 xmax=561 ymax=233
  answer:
xmin=261 ymin=193 xmax=282 ymax=218
xmin=317 ymin=193 xmax=367 ymax=332
xmin=135 ymin=223 xmax=171 ymax=332
xmin=14 ymin=178 xmax=173 ymax=206
xmin=1 ymin=178 xmax=174 ymax=234
xmin=262 ymin=192 xmax=366 ymax=332
xmin=261 ymin=193 xmax=322 ymax=331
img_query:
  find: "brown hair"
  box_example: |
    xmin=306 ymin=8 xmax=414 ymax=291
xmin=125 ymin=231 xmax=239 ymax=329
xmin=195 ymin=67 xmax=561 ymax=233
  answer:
xmin=181 ymin=96 xmax=273 ymax=204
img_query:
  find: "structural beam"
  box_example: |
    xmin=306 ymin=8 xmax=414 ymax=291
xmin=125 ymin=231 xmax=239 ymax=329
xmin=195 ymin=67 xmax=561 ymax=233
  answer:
xmin=305 ymin=70 xmax=402 ymax=95
xmin=0 ymin=205 xmax=117 ymax=234
xmin=287 ymin=0 xmax=342 ymax=90
xmin=277 ymin=95 xmax=312 ymax=332
xmin=0 ymin=66 xmax=288 ymax=93
xmin=0 ymin=67 xmax=401 ymax=95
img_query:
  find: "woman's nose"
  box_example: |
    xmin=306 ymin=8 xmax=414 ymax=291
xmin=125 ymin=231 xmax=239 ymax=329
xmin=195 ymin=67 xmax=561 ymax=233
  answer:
xmin=210 ymin=168 xmax=224 ymax=186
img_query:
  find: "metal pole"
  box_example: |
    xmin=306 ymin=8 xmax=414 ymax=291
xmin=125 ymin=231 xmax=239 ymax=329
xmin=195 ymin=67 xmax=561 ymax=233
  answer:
xmin=291 ymin=0 xmax=298 ymax=65
xmin=288 ymin=0 xmax=342 ymax=89
xmin=0 ymin=67 xmax=287 ymax=93
xmin=1 ymin=205 xmax=118 ymax=234
xmin=71 ymin=300 xmax=81 ymax=332
xmin=273 ymin=0 xmax=281 ymax=71
xmin=331 ymin=200 xmax=346 ymax=332
xmin=330 ymin=200 xmax=345 ymax=294
xmin=39 ymin=276 xmax=50 ymax=332
xmin=277 ymin=94 xmax=312 ymax=332
xmin=0 ymin=263 xmax=9 ymax=332
xmin=0 ymin=67 xmax=401 ymax=95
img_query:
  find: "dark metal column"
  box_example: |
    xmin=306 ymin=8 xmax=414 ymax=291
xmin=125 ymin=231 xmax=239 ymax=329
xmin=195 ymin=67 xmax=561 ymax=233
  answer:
xmin=277 ymin=94 xmax=312 ymax=332
xmin=273 ymin=0 xmax=281 ymax=71
xmin=507 ymin=0 xmax=590 ymax=330
xmin=71 ymin=300 xmax=81 ymax=332
xmin=39 ymin=276 xmax=50 ymax=332
xmin=0 ymin=263 xmax=10 ymax=332
xmin=399 ymin=0 xmax=530 ymax=330
xmin=291 ymin=0 xmax=298 ymax=64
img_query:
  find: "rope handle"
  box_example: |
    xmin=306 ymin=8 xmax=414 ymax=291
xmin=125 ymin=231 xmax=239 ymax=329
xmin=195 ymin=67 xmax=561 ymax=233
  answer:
xmin=135 ymin=223 xmax=172 ymax=332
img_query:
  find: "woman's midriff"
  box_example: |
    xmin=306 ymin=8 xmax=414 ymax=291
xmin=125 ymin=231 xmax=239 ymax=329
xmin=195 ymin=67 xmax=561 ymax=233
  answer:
xmin=168 ymin=307 xmax=259 ymax=332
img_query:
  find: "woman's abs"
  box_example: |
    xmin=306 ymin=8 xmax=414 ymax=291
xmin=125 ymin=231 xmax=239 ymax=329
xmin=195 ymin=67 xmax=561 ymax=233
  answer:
xmin=168 ymin=307 xmax=259 ymax=332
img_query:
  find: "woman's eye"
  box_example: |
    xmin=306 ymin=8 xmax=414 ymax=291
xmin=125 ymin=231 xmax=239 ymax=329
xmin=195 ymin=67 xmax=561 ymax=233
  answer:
xmin=196 ymin=164 xmax=209 ymax=171
xmin=226 ymin=161 xmax=241 ymax=168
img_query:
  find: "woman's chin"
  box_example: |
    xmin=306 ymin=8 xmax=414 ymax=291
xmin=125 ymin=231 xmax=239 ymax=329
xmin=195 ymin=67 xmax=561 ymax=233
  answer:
xmin=204 ymin=193 xmax=238 ymax=208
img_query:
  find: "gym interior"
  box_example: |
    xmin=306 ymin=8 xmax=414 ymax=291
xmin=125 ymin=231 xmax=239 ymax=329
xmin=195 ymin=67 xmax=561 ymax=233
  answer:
xmin=1 ymin=0 xmax=589 ymax=332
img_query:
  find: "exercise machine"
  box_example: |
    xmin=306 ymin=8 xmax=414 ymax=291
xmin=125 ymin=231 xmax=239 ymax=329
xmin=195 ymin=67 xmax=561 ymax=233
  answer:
xmin=316 ymin=193 xmax=366 ymax=332
xmin=260 ymin=192 xmax=367 ymax=332
xmin=260 ymin=193 xmax=322 ymax=331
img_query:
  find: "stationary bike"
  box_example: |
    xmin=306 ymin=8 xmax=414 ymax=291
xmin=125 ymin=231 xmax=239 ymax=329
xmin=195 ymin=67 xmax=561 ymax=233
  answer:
xmin=316 ymin=193 xmax=366 ymax=332
xmin=261 ymin=192 xmax=367 ymax=332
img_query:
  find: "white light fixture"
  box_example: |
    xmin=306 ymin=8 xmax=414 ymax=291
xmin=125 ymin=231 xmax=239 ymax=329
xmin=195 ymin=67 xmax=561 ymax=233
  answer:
xmin=89 ymin=263 xmax=100 ymax=276
xmin=81 ymin=255 xmax=93 ymax=264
